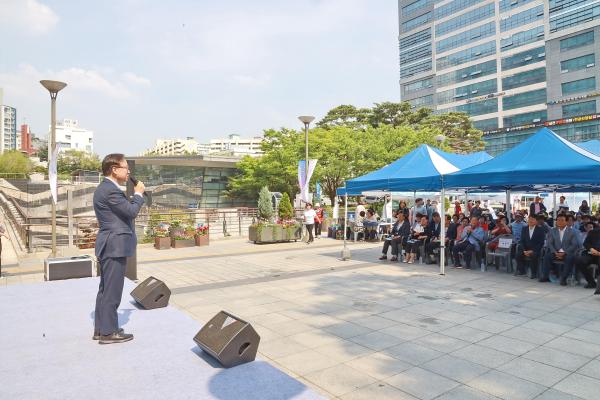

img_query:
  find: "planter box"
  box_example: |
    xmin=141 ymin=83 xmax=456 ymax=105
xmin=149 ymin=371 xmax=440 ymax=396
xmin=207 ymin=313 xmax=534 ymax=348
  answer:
xmin=154 ymin=237 xmax=171 ymax=250
xmin=171 ymin=238 xmax=195 ymax=248
xmin=195 ymin=235 xmax=209 ymax=246
xmin=170 ymin=228 xmax=185 ymax=238
xmin=249 ymin=224 xmax=301 ymax=243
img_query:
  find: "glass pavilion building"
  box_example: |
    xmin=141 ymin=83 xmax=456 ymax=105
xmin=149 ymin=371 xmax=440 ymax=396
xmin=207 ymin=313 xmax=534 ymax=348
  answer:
xmin=398 ymin=0 xmax=600 ymax=155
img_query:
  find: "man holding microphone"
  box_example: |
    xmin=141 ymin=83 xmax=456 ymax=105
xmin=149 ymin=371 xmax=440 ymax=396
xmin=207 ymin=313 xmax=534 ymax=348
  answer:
xmin=93 ymin=154 xmax=145 ymax=344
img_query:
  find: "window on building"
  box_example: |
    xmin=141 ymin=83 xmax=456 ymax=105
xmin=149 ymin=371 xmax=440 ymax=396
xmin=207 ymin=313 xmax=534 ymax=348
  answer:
xmin=560 ymin=54 xmax=595 ymax=73
xmin=550 ymin=3 xmax=600 ymax=33
xmin=503 ymin=88 xmax=547 ymax=110
xmin=403 ymin=78 xmax=433 ymax=95
xmin=436 ymin=41 xmax=497 ymax=70
xmin=435 ymin=0 xmax=480 ymax=19
xmin=500 ymin=25 xmax=544 ymax=52
xmin=503 ymin=110 xmax=547 ymax=127
xmin=560 ymin=30 xmax=595 ymax=52
xmin=473 ymin=118 xmax=499 ymax=131
xmin=436 ymin=4 xmax=495 ymax=37
xmin=437 ymin=22 xmax=495 ymax=54
xmin=500 ymin=5 xmax=544 ymax=32
xmin=500 ymin=0 xmax=537 ymax=13
xmin=407 ymin=94 xmax=434 ymax=108
xmin=399 ymin=28 xmax=431 ymax=50
xmin=401 ymin=59 xmax=433 ymax=78
xmin=400 ymin=43 xmax=432 ymax=64
xmin=501 ymin=46 xmax=546 ymax=70
xmin=437 ymin=60 xmax=497 ymax=88
xmin=437 ymin=79 xmax=497 ymax=105
xmin=562 ymin=100 xmax=597 ymax=117
xmin=402 ymin=12 xmax=432 ymax=33
xmin=402 ymin=0 xmax=435 ymax=17
xmin=453 ymin=98 xmax=498 ymax=116
xmin=562 ymin=77 xmax=596 ymax=95
xmin=502 ymin=67 xmax=546 ymax=91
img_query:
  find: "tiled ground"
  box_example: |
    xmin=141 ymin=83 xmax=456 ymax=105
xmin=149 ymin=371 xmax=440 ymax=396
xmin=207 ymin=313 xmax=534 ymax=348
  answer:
xmin=3 ymin=237 xmax=600 ymax=399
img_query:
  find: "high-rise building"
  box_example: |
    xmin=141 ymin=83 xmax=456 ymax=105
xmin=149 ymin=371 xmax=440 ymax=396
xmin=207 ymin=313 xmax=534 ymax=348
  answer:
xmin=141 ymin=137 xmax=201 ymax=156
xmin=208 ymin=134 xmax=263 ymax=157
xmin=54 ymin=119 xmax=94 ymax=153
xmin=0 ymin=89 xmax=19 ymax=153
xmin=398 ymin=0 xmax=600 ymax=154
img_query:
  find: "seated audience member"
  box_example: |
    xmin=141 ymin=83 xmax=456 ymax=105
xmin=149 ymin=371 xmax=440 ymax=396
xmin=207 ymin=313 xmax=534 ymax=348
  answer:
xmin=541 ymin=214 xmax=580 ymax=286
xmin=576 ymin=225 xmax=600 ymax=289
xmin=511 ymin=212 xmax=527 ymax=244
xmin=405 ymin=216 xmax=430 ymax=264
xmin=487 ymin=215 xmax=511 ymax=252
xmin=397 ymin=200 xmax=410 ymax=220
xmin=452 ymin=216 xmax=485 ymax=269
xmin=557 ymin=196 xmax=569 ymax=214
xmin=478 ymin=216 xmax=488 ymax=231
xmin=458 ymin=212 xmax=466 ymax=221
xmin=580 ymin=221 xmax=594 ymax=245
xmin=579 ymin=200 xmax=591 ymax=216
xmin=456 ymin=217 xmax=468 ymax=240
xmin=454 ymin=201 xmax=462 ymax=216
xmin=425 ymin=212 xmax=442 ymax=264
xmin=471 ymin=201 xmax=483 ymax=218
xmin=379 ymin=212 xmax=411 ymax=262
xmin=446 ymin=214 xmax=459 ymax=253
xmin=515 ymin=215 xmax=546 ymax=277
xmin=363 ymin=209 xmax=379 ymax=240
xmin=579 ymin=214 xmax=592 ymax=232
xmin=487 ymin=214 xmax=496 ymax=232
xmin=536 ymin=213 xmax=551 ymax=235
xmin=347 ymin=210 xmax=366 ymax=240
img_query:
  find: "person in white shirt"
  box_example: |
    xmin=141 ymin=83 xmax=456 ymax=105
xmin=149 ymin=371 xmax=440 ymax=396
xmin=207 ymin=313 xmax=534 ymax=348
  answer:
xmin=303 ymin=203 xmax=316 ymax=244
xmin=355 ymin=201 xmax=366 ymax=221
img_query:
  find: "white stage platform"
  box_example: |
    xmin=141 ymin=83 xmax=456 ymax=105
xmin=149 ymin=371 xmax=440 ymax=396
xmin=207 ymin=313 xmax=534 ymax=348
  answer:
xmin=0 ymin=278 xmax=325 ymax=400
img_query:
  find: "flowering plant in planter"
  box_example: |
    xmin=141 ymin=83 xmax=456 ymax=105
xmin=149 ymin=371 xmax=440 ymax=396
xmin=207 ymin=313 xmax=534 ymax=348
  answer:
xmin=152 ymin=225 xmax=170 ymax=238
xmin=195 ymin=224 xmax=209 ymax=236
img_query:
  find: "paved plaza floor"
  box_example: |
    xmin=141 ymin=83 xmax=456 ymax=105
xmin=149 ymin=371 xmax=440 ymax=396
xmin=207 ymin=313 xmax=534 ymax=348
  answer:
xmin=2 ymin=237 xmax=600 ymax=399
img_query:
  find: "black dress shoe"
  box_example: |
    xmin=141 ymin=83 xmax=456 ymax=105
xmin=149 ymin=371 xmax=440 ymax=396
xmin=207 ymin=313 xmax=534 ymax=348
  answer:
xmin=539 ymin=278 xmax=550 ymax=283
xmin=98 ymin=331 xmax=133 ymax=344
xmin=93 ymin=328 xmax=123 ymax=340
xmin=594 ymin=287 xmax=600 ymax=295
xmin=584 ymin=283 xmax=597 ymax=289
xmin=560 ymin=279 xmax=568 ymax=286
xmin=378 ymin=255 xmax=387 ymax=260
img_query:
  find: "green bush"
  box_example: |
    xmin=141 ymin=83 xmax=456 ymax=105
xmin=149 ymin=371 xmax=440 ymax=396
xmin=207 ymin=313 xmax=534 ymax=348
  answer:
xmin=258 ymin=186 xmax=274 ymax=221
xmin=278 ymin=192 xmax=294 ymax=220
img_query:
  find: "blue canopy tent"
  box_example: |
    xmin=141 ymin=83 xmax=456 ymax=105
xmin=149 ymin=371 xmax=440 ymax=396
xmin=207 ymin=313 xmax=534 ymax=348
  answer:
xmin=344 ymin=145 xmax=492 ymax=193
xmin=443 ymin=128 xmax=600 ymax=192
xmin=576 ymin=139 xmax=600 ymax=156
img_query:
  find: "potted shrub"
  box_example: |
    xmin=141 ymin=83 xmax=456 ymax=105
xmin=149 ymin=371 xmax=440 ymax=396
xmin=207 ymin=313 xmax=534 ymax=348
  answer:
xmin=171 ymin=223 xmax=195 ymax=248
xmin=194 ymin=223 xmax=210 ymax=246
xmin=153 ymin=225 xmax=171 ymax=250
xmin=249 ymin=186 xmax=276 ymax=243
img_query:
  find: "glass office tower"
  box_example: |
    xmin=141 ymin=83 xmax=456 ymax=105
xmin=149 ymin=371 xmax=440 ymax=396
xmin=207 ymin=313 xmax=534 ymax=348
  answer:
xmin=398 ymin=0 xmax=600 ymax=155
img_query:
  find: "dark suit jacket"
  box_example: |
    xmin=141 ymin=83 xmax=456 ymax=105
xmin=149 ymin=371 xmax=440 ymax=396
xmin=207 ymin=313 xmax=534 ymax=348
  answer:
xmin=583 ymin=228 xmax=600 ymax=251
xmin=94 ymin=178 xmax=144 ymax=259
xmin=428 ymin=221 xmax=441 ymax=239
xmin=529 ymin=202 xmax=547 ymax=216
xmin=446 ymin=222 xmax=458 ymax=241
xmin=520 ymin=225 xmax=545 ymax=254
xmin=392 ymin=220 xmax=411 ymax=238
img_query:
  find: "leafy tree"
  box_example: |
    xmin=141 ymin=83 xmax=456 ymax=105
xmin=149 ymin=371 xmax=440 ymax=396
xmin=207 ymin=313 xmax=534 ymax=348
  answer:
xmin=0 ymin=151 xmax=33 ymax=175
xmin=278 ymin=192 xmax=294 ymax=220
xmin=422 ymin=112 xmax=485 ymax=154
xmin=368 ymin=101 xmax=432 ymax=127
xmin=257 ymin=186 xmax=274 ymax=221
xmin=316 ymin=105 xmax=370 ymax=129
xmin=37 ymin=144 xmax=48 ymax=161
xmin=57 ymin=150 xmax=102 ymax=175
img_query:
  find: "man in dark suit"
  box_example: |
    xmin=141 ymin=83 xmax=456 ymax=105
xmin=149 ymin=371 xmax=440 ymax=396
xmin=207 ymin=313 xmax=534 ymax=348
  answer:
xmin=379 ymin=211 xmax=411 ymax=262
xmin=93 ymin=154 xmax=145 ymax=344
xmin=515 ymin=215 xmax=545 ymax=278
xmin=530 ymin=196 xmax=546 ymax=217
xmin=541 ymin=214 xmax=579 ymax=286
xmin=575 ymin=227 xmax=600 ymax=289
xmin=425 ymin=212 xmax=442 ymax=263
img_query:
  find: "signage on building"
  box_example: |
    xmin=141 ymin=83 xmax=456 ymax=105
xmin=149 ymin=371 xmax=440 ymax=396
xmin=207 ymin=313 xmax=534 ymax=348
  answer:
xmin=547 ymin=91 xmax=600 ymax=105
xmin=466 ymin=91 xmax=505 ymax=104
xmin=483 ymin=113 xmax=600 ymax=135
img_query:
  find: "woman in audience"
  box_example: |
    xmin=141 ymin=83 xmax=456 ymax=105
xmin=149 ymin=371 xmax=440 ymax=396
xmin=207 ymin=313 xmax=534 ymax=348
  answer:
xmin=456 ymin=217 xmax=469 ymax=239
xmin=479 ymin=216 xmax=489 ymax=231
xmin=397 ymin=200 xmax=410 ymax=220
xmin=405 ymin=215 xmax=430 ymax=264
xmin=364 ymin=208 xmax=379 ymax=240
xmin=487 ymin=216 xmax=511 ymax=252
xmin=579 ymin=200 xmax=591 ymax=215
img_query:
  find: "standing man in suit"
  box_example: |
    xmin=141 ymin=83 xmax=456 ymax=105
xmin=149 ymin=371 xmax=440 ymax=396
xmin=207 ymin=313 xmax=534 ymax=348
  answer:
xmin=515 ymin=214 xmax=545 ymax=277
xmin=93 ymin=154 xmax=145 ymax=344
xmin=541 ymin=214 xmax=579 ymax=286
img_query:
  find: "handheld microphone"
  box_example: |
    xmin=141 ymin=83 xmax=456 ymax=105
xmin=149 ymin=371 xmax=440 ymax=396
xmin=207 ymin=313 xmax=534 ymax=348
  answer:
xmin=129 ymin=176 xmax=150 ymax=199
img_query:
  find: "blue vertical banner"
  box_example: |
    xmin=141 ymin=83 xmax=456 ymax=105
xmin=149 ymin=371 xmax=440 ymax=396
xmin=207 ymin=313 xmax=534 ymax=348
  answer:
xmin=315 ymin=181 xmax=321 ymax=200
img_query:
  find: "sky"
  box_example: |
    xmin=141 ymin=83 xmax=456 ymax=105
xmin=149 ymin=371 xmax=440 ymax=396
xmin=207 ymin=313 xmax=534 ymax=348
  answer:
xmin=0 ymin=0 xmax=400 ymax=156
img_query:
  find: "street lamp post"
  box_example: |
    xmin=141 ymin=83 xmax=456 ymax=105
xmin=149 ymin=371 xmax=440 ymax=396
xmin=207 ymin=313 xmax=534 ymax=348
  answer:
xmin=298 ymin=115 xmax=315 ymax=202
xmin=40 ymin=80 xmax=67 ymax=257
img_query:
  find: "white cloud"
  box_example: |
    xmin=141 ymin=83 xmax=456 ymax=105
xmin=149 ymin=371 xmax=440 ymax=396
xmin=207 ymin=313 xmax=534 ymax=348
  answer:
xmin=0 ymin=0 xmax=59 ymax=35
xmin=122 ymin=72 xmax=151 ymax=86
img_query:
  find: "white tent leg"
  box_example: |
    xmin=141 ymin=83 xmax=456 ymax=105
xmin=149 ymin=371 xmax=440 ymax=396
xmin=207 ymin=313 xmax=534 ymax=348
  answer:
xmin=440 ymin=187 xmax=446 ymax=275
xmin=506 ymin=190 xmax=511 ymax=224
xmin=553 ymin=190 xmax=557 ymax=219
xmin=341 ymin=194 xmax=351 ymax=260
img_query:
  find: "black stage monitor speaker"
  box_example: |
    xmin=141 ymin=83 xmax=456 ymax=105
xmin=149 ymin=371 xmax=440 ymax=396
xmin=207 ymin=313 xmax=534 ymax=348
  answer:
xmin=193 ymin=311 xmax=260 ymax=368
xmin=45 ymin=256 xmax=94 ymax=281
xmin=130 ymin=276 xmax=171 ymax=309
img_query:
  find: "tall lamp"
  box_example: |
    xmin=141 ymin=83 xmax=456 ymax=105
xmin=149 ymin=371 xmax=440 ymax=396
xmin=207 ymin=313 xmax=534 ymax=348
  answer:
xmin=40 ymin=80 xmax=67 ymax=257
xmin=297 ymin=116 xmax=315 ymax=202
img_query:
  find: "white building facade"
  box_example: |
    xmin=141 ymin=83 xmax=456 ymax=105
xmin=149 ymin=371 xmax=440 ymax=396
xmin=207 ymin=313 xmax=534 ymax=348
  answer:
xmin=208 ymin=134 xmax=263 ymax=157
xmin=0 ymin=89 xmax=19 ymax=154
xmin=54 ymin=119 xmax=94 ymax=153
xmin=142 ymin=137 xmax=200 ymax=156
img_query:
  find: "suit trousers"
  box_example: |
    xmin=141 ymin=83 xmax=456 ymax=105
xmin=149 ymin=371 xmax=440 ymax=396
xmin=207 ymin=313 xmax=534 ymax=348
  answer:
xmin=542 ymin=251 xmax=575 ymax=281
xmin=382 ymin=238 xmax=402 ymax=256
xmin=452 ymin=241 xmax=476 ymax=268
xmin=95 ymin=256 xmax=127 ymax=336
xmin=576 ymin=253 xmax=599 ymax=286
xmin=516 ymin=251 xmax=540 ymax=275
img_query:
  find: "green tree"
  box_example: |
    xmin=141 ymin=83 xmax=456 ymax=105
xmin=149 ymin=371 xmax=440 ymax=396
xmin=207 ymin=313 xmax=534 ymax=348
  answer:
xmin=0 ymin=151 xmax=33 ymax=175
xmin=37 ymin=144 xmax=48 ymax=161
xmin=368 ymin=101 xmax=432 ymax=127
xmin=316 ymin=105 xmax=370 ymax=129
xmin=278 ymin=192 xmax=294 ymax=220
xmin=57 ymin=150 xmax=102 ymax=175
xmin=422 ymin=112 xmax=485 ymax=154
xmin=257 ymin=186 xmax=274 ymax=221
